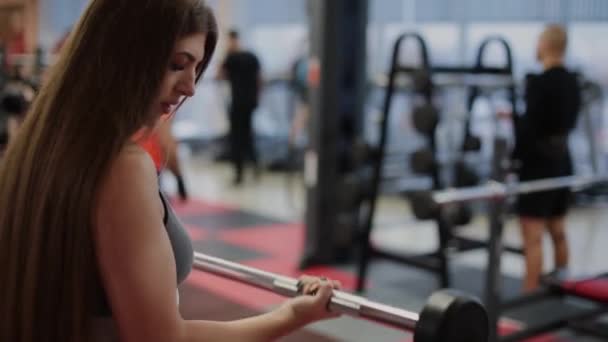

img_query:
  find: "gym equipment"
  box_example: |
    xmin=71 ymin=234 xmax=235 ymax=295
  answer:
xmin=489 ymin=272 xmax=608 ymax=342
xmin=193 ymin=252 xmax=489 ymax=342
xmin=494 ymin=287 xmax=608 ymax=342
xmin=454 ymin=161 xmax=479 ymax=187
xmin=462 ymin=134 xmax=482 ymax=152
xmin=411 ymin=156 xmax=478 ymax=188
xmin=433 ymin=175 xmax=608 ymax=206
xmin=462 ymin=37 xmax=516 ymax=155
xmin=412 ymin=69 xmax=433 ymax=96
xmin=357 ymin=32 xmax=519 ymax=294
xmin=409 ymin=174 xmax=608 ymax=228
xmin=412 ymin=104 xmax=439 ymax=135
xmin=409 ymin=191 xmax=472 ymax=227
xmin=339 ymin=170 xmax=373 ymax=209
xmin=449 ymin=161 xmax=478 ymax=226
xmin=447 ymin=204 xmax=473 ymax=226
xmin=579 ymin=78 xmax=604 ymax=177
xmin=453 ymin=37 xmax=515 ymax=232
xmin=410 ymin=148 xmax=435 ymax=174
xmin=409 ymin=191 xmax=439 ymax=220
xmin=351 ymin=139 xmax=378 ymax=166
xmin=429 ymin=174 xmax=608 ymax=341
xmin=302 ymin=0 xmax=369 ymax=267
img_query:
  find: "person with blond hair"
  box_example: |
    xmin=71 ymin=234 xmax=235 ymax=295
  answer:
xmin=513 ymin=24 xmax=581 ymax=291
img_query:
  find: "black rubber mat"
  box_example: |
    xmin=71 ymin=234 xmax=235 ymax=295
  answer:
xmin=191 ymin=239 xmax=269 ymax=262
xmin=182 ymin=210 xmax=284 ymax=229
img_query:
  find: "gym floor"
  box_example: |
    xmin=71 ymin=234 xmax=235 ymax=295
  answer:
xmin=168 ymin=151 xmax=608 ymax=342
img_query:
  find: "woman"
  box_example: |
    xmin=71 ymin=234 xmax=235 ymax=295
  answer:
xmin=0 ymin=1 xmax=339 ymax=341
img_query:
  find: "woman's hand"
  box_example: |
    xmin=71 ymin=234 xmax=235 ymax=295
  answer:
xmin=284 ymin=275 xmax=342 ymax=326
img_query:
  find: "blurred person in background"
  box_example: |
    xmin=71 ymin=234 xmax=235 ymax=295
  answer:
xmin=217 ymin=29 xmax=262 ymax=185
xmin=512 ymin=24 xmax=581 ymax=292
xmin=289 ymin=41 xmax=310 ymax=148
xmin=140 ymin=116 xmax=189 ymax=201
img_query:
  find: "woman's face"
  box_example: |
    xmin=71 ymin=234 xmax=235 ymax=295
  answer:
xmin=155 ymin=33 xmax=206 ymax=117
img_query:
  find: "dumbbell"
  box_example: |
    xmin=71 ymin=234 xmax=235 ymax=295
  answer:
xmin=462 ymin=134 xmax=482 ymax=152
xmin=451 ymin=162 xmax=477 ymax=226
xmin=351 ymin=139 xmax=379 ymax=166
xmin=412 ymin=104 xmax=439 ymax=135
xmin=410 ymin=148 xmax=435 ymax=174
xmin=194 ymin=252 xmax=488 ymax=342
xmin=408 ymin=191 xmax=439 ymax=220
xmin=454 ymin=161 xmax=479 ymax=187
xmin=408 ymin=191 xmax=473 ymax=226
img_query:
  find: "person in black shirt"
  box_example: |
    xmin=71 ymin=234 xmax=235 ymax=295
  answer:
xmin=1 ymin=92 xmax=27 ymax=149
xmin=1 ymin=70 xmax=35 ymax=147
xmin=217 ymin=30 xmax=262 ymax=185
xmin=513 ymin=24 xmax=581 ymax=291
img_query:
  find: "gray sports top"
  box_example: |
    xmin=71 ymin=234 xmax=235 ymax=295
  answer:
xmin=94 ymin=192 xmax=194 ymax=316
xmin=160 ymin=192 xmax=194 ymax=284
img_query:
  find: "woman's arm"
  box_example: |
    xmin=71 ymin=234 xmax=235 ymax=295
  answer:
xmin=182 ymin=303 xmax=304 ymax=342
xmin=182 ymin=277 xmax=337 ymax=342
xmin=94 ymin=145 xmax=336 ymax=342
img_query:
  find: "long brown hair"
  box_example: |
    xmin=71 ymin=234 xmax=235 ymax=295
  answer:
xmin=0 ymin=1 xmax=217 ymax=341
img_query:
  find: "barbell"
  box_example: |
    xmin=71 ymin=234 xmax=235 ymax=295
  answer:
xmin=433 ymin=175 xmax=607 ymax=205
xmin=193 ymin=252 xmax=488 ymax=342
xmin=410 ymin=148 xmax=435 ymax=174
xmin=408 ymin=191 xmax=471 ymax=226
xmin=412 ymin=104 xmax=439 ymax=135
xmin=409 ymin=175 xmax=608 ymax=216
xmin=408 ymin=174 xmax=608 ymax=225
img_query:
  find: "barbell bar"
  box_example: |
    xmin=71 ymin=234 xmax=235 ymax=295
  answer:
xmin=193 ymin=252 xmax=489 ymax=342
xmin=433 ymin=175 xmax=608 ymax=205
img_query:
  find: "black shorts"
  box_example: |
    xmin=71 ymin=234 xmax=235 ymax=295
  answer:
xmin=516 ymin=188 xmax=572 ymax=218
xmin=515 ymin=150 xmax=573 ymax=218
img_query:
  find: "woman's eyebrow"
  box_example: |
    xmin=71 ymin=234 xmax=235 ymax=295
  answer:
xmin=176 ymin=51 xmax=200 ymax=63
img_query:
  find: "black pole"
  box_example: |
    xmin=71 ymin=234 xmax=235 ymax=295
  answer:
xmin=301 ymin=0 xmax=369 ymax=267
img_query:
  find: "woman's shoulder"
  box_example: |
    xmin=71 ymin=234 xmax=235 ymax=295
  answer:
xmin=112 ymin=143 xmax=156 ymax=176
xmin=98 ymin=143 xmax=158 ymax=202
xmin=94 ymin=143 xmax=163 ymax=236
